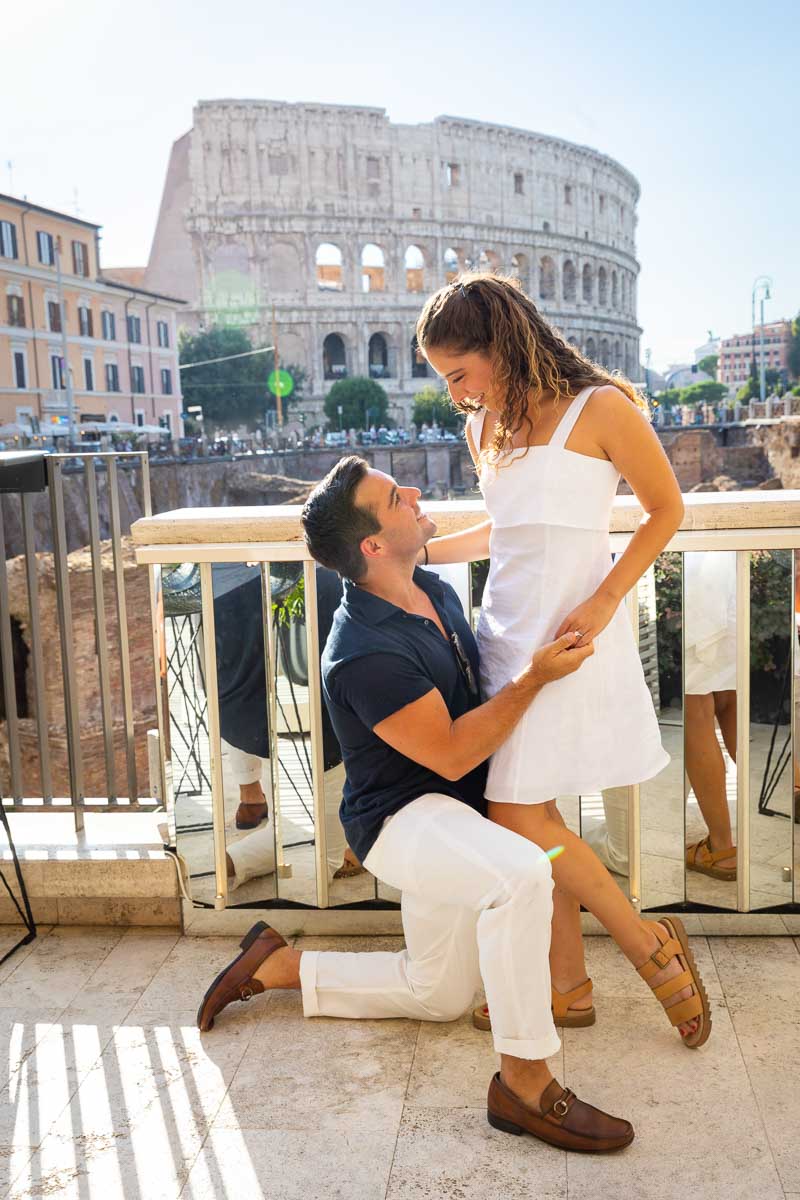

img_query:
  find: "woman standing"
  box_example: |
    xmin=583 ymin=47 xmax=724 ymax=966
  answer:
xmin=416 ymin=273 xmax=710 ymax=1047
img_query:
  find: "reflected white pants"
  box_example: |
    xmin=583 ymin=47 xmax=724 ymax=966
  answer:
xmin=299 ymin=793 xmax=560 ymax=1060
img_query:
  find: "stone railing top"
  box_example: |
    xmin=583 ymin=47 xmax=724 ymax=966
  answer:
xmin=132 ymin=489 xmax=800 ymax=548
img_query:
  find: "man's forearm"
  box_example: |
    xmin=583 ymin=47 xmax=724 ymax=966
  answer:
xmin=441 ymin=666 xmax=543 ymax=780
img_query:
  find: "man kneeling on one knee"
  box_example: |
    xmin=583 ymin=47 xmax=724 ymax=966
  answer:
xmin=197 ymin=456 xmax=634 ymax=1154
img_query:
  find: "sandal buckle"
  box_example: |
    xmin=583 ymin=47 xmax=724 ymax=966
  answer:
xmin=651 ymin=949 xmax=670 ymax=969
xmin=553 ymin=1098 xmax=569 ymax=1116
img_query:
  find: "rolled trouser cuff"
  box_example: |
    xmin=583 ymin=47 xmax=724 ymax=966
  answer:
xmin=492 ymin=1030 xmax=562 ymax=1060
xmin=299 ymin=949 xmax=321 ymax=1017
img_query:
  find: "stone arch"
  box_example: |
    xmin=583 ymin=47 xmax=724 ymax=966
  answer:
xmin=405 ymin=244 xmax=425 ymax=293
xmin=510 ymin=252 xmax=529 ymax=291
xmin=316 ymin=243 xmax=344 ymax=291
xmin=625 ymin=343 xmax=636 ymax=377
xmin=611 ymin=270 xmax=619 ymax=310
xmin=613 ymin=339 xmax=622 ymax=370
xmin=582 ymin=263 xmax=593 ymax=303
xmin=206 ymin=240 xmax=254 ymax=311
xmin=478 ymin=248 xmax=500 ymax=273
xmin=600 ymin=337 xmax=610 ymax=366
xmin=278 ymin=331 xmax=307 ymax=373
xmin=268 ymin=242 xmax=302 ymax=294
xmin=323 ymin=332 xmax=347 ymax=379
xmin=621 ymin=274 xmax=628 ymax=313
xmin=411 ymin=335 xmax=429 ymax=379
xmin=368 ymin=332 xmax=390 ymax=378
xmin=361 ymin=243 xmax=385 ymax=293
xmin=598 ymin=266 xmax=608 ymax=307
xmin=539 ymin=256 xmax=556 ymax=301
xmin=443 ymin=246 xmax=460 ymax=282
xmin=563 ymin=260 xmax=577 ymax=303
xmin=585 ymin=336 xmax=597 ymax=360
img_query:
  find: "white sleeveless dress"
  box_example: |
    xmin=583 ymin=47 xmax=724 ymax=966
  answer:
xmin=472 ymin=385 xmax=670 ymax=805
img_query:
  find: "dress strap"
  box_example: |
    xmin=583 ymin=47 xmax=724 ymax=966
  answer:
xmin=549 ymin=385 xmax=599 ymax=450
xmin=467 ymin=405 xmax=488 ymax=455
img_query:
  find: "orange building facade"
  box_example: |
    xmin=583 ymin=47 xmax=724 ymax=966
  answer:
xmin=0 ymin=194 xmax=185 ymax=435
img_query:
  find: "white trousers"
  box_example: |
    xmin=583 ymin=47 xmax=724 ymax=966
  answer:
xmin=299 ymin=793 xmax=560 ymax=1060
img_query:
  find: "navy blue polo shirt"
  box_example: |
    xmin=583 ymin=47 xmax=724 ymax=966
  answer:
xmin=322 ymin=567 xmax=488 ymax=864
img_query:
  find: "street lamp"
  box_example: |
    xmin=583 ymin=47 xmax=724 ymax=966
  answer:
xmin=751 ymin=276 xmax=773 ymax=404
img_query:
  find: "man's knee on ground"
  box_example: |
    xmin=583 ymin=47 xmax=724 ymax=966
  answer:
xmin=408 ymin=979 xmax=475 ymax=1023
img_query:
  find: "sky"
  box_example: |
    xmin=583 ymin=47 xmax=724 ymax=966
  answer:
xmin=2 ymin=0 xmax=796 ymax=372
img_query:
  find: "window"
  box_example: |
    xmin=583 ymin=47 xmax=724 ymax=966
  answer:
xmin=161 ymin=367 xmax=173 ymax=395
xmin=160 ymin=411 xmax=173 ymax=434
xmin=50 ymin=353 xmax=65 ymax=390
xmin=514 ymin=172 xmax=524 ymax=195
xmin=127 ymin=314 xmax=142 ymax=343
xmin=13 ymin=350 xmax=27 ymax=389
xmin=599 ymin=194 xmax=606 ymax=213
xmin=366 ymin=156 xmax=380 ymax=180
xmin=84 ymin=357 xmax=94 ymax=391
xmin=131 ymin=364 xmax=146 ymax=393
xmin=37 ymin=231 xmax=55 ymax=265
xmin=47 ymin=300 xmax=62 ymax=333
xmin=564 ymin=184 xmax=573 ymax=205
xmin=72 ymin=240 xmax=89 ymax=277
xmin=101 ymin=310 xmax=116 ymax=340
xmin=156 ymin=319 xmax=170 ymax=348
xmin=135 ymin=410 xmax=145 ymax=427
xmin=446 ymin=162 xmax=460 ymax=187
xmin=78 ymin=305 xmax=93 ymax=337
xmin=0 ymin=220 xmax=18 ymax=259
xmin=7 ymin=294 xmax=25 ymax=327
xmin=105 ymin=362 xmax=120 ymax=392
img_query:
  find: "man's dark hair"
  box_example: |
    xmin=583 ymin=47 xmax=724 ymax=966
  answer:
xmin=302 ymin=455 xmax=381 ymax=581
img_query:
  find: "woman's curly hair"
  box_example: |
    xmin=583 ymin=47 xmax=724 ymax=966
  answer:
xmin=415 ymin=272 xmax=649 ymax=465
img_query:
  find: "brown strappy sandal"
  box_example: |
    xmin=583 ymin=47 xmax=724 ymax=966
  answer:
xmin=686 ymin=837 xmax=737 ymax=881
xmin=472 ymin=979 xmax=596 ymax=1032
xmin=637 ymin=918 xmax=711 ymax=1049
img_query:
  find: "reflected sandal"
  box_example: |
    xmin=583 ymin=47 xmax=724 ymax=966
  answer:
xmin=638 ymin=917 xmax=711 ymax=1049
xmin=686 ymin=837 xmax=736 ymax=881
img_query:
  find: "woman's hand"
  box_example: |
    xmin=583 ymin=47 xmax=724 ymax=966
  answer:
xmin=554 ymin=588 xmax=621 ymax=648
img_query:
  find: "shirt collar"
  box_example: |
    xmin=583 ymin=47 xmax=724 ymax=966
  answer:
xmin=343 ymin=567 xmax=446 ymax=626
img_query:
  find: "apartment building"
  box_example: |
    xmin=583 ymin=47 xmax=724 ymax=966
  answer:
xmin=718 ymin=320 xmax=793 ymax=392
xmin=0 ymin=193 xmax=185 ymax=435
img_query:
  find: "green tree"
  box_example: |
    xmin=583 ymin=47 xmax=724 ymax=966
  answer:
xmin=677 ymin=381 xmax=728 ymax=406
xmin=411 ymin=384 xmax=462 ymax=431
xmin=789 ymin=312 xmax=800 ymax=381
xmin=324 ymin=377 xmax=389 ymax=430
xmin=735 ymin=369 xmax=782 ymax=403
xmin=654 ymin=388 xmax=682 ymax=408
xmin=697 ymin=354 xmax=718 ymax=379
xmin=179 ymin=326 xmax=305 ymax=430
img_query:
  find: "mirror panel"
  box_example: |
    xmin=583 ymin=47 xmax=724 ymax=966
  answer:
xmin=683 ymin=551 xmax=738 ymax=909
xmin=640 ymin=553 xmax=686 ymax=910
xmin=748 ymin=550 xmax=793 ymax=909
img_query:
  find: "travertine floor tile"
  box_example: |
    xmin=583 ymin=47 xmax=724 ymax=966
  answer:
xmin=406 ymin=1010 xmax=563 ymax=1110
xmin=728 ymin=996 xmax=800 ymax=1192
xmin=562 ymin=997 xmax=783 ymax=1200
xmin=709 ymin=937 xmax=800 ymax=1001
xmin=181 ymin=1121 xmax=402 ymax=1200
xmin=0 ymin=927 xmax=123 ymax=1012
xmin=385 ymin=1106 xmax=567 ymax=1199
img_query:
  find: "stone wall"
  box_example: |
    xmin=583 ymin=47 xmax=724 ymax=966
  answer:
xmin=0 ymin=538 xmax=157 ymax=800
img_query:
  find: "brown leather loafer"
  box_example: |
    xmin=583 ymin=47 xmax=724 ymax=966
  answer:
xmin=235 ymin=801 xmax=269 ymax=830
xmin=487 ymin=1073 xmax=634 ymax=1153
xmin=197 ymin=921 xmax=286 ymax=1032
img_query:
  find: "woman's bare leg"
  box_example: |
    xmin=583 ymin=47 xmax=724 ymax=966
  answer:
xmin=489 ymin=800 xmax=701 ymax=1038
xmin=685 ymin=692 xmax=736 ymax=870
xmin=546 ymin=802 xmax=592 ymax=1009
xmin=713 ymin=690 xmax=737 ymax=761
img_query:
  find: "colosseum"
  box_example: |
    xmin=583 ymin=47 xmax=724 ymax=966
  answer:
xmin=144 ymin=99 xmax=642 ymax=425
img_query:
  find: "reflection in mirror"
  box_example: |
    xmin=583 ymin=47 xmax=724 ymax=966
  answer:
xmin=749 ymin=550 xmax=793 ymax=909
xmin=640 ymin=555 xmax=686 ymax=909
xmin=684 ymin=551 xmax=738 ymax=908
xmin=161 ymin=562 xmax=238 ymax=906
xmin=795 ymin=551 xmax=800 ymax=905
xmin=270 ymin=564 xmax=377 ymax=906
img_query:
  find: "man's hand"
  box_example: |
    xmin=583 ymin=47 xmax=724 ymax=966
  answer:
xmin=525 ymin=631 xmax=595 ymax=685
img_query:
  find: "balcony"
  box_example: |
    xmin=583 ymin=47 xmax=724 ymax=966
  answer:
xmin=2 ymin=462 xmax=799 ymax=1198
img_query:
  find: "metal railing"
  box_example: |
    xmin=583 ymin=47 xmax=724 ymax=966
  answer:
xmin=0 ymin=452 xmax=162 ymax=826
xmin=132 ymin=495 xmax=800 ymax=929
